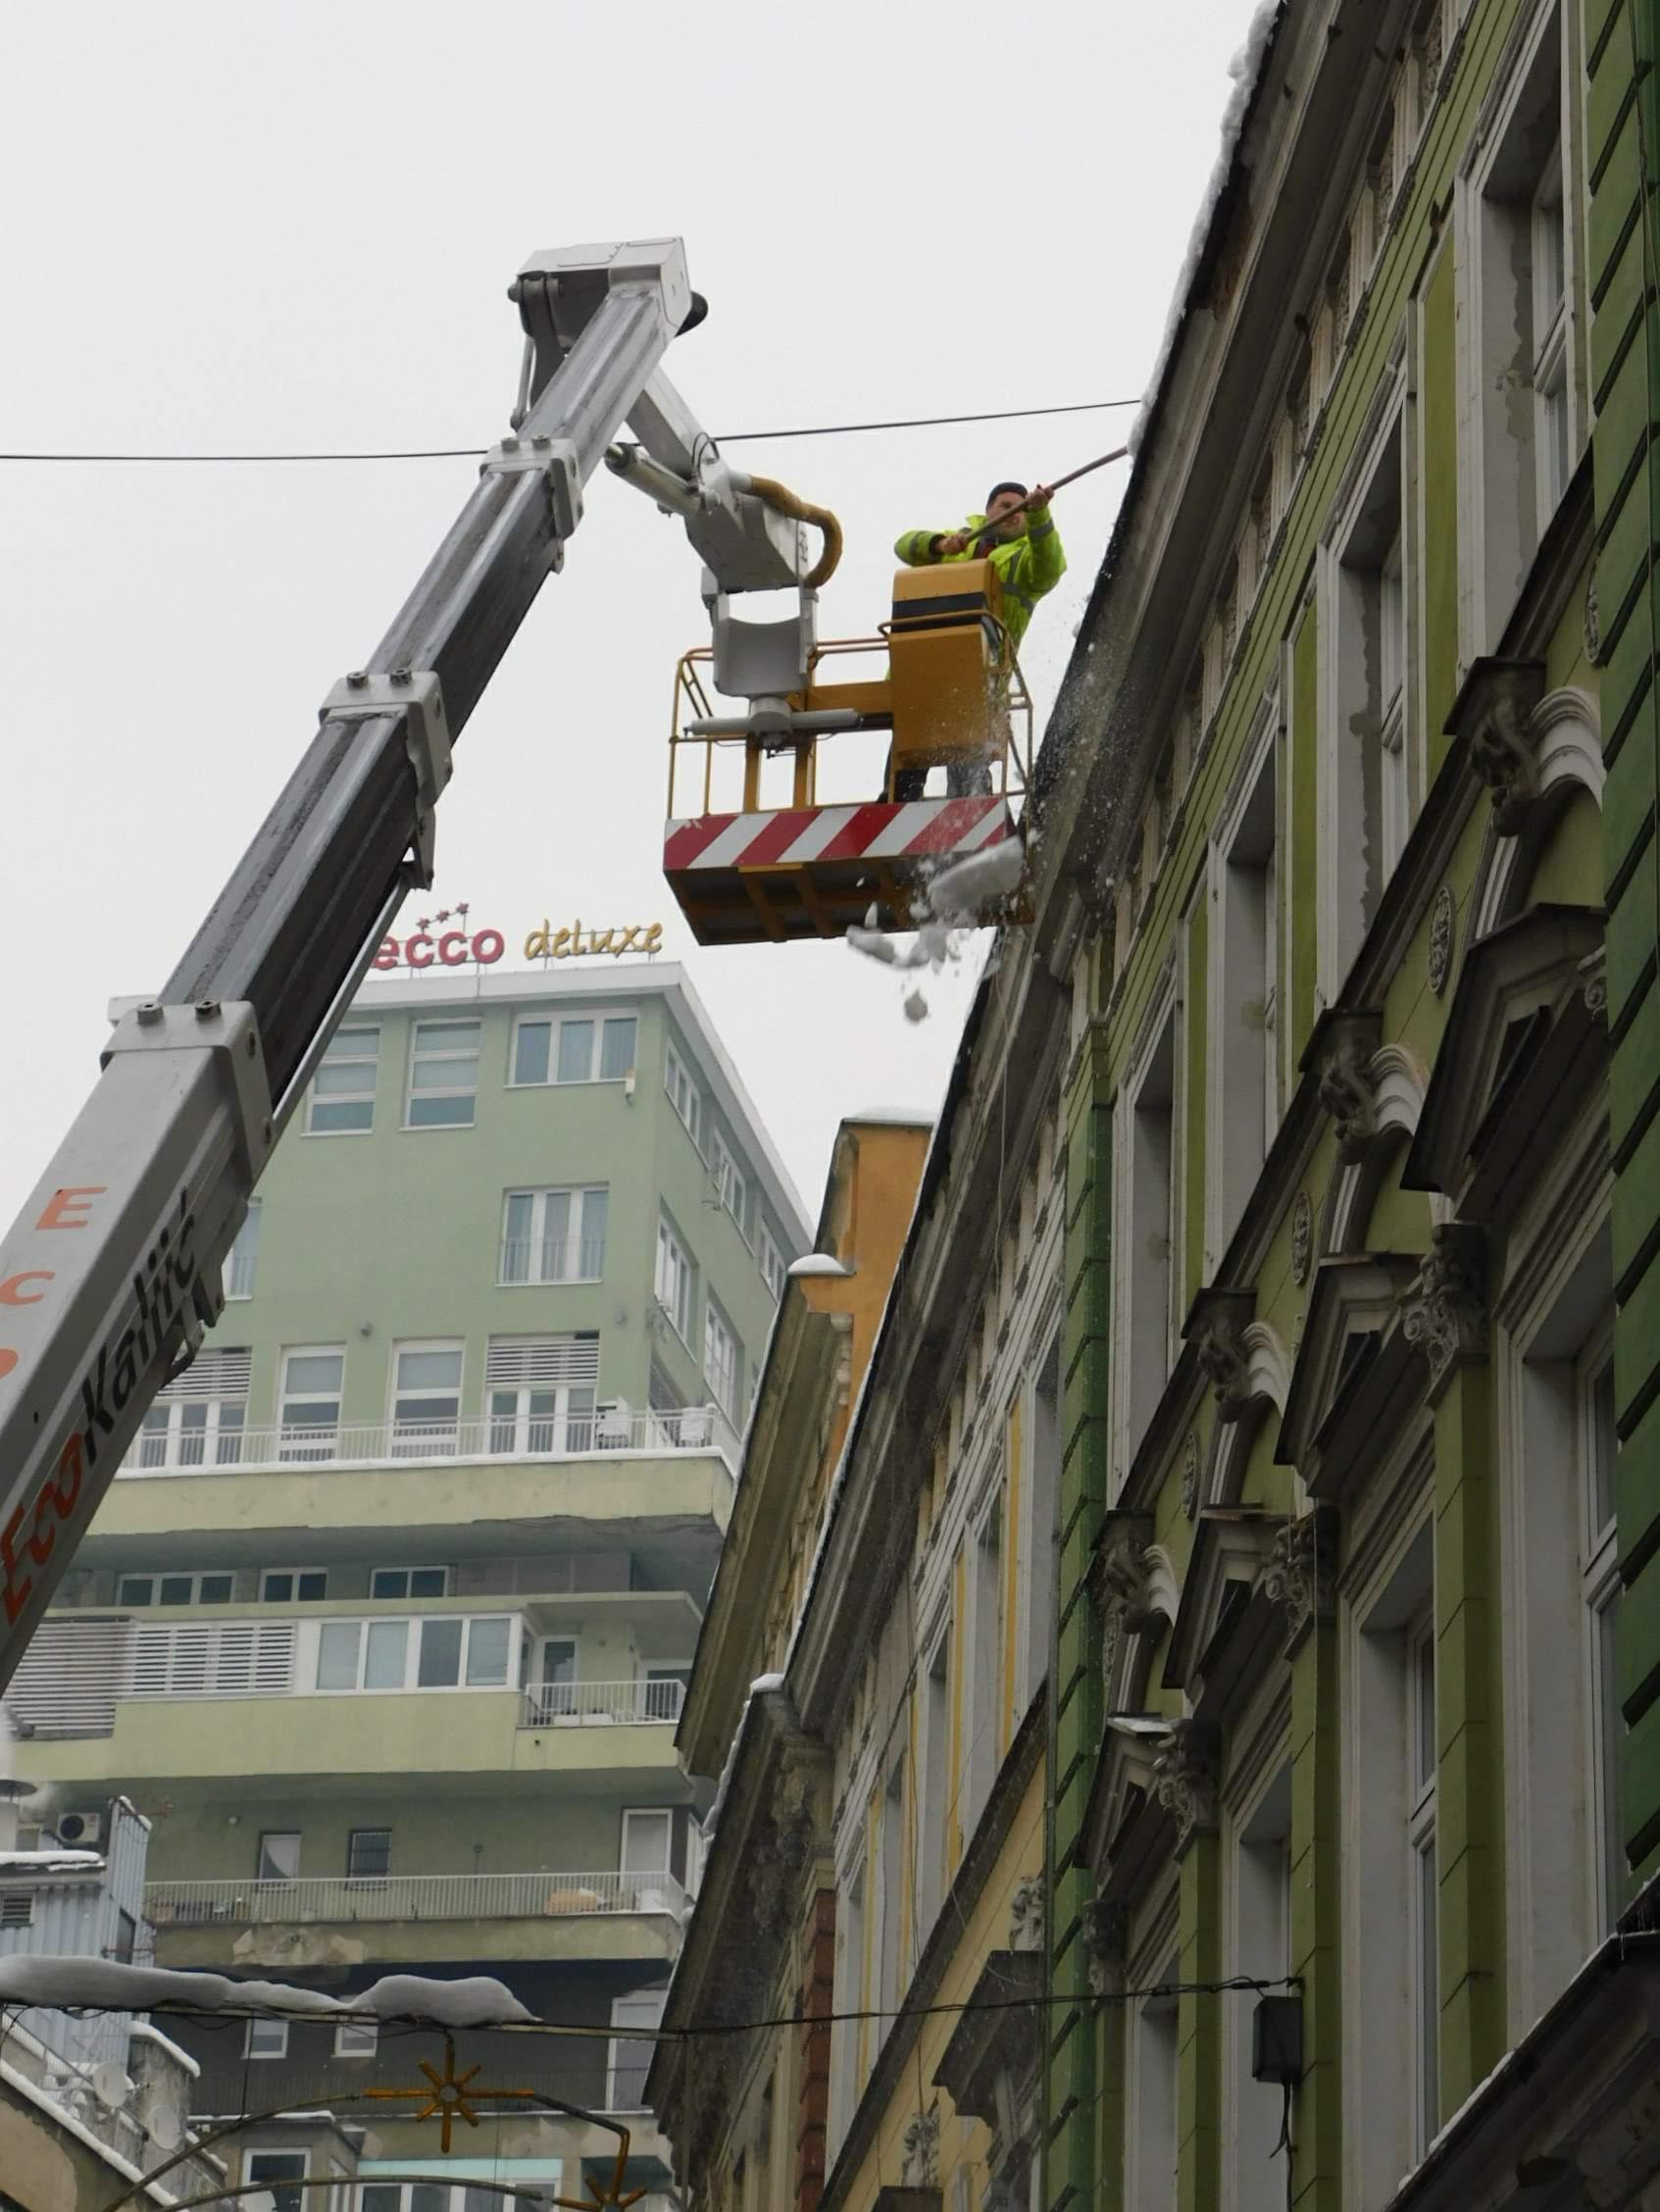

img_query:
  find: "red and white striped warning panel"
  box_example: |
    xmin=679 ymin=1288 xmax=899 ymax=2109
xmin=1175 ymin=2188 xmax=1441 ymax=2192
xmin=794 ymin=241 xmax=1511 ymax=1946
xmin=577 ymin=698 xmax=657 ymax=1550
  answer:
xmin=663 ymin=796 xmax=1026 ymax=947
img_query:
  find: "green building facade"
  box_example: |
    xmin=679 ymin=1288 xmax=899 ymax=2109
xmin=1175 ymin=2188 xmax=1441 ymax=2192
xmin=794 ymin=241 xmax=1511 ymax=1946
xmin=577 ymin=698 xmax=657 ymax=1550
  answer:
xmin=1025 ymin=0 xmax=1659 ymax=2203
xmin=3 ymin=959 xmax=809 ymax=2202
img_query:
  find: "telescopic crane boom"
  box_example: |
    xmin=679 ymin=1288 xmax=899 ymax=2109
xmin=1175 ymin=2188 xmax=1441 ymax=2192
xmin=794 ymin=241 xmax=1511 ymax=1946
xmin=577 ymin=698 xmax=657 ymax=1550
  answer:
xmin=0 ymin=239 xmax=818 ymax=1691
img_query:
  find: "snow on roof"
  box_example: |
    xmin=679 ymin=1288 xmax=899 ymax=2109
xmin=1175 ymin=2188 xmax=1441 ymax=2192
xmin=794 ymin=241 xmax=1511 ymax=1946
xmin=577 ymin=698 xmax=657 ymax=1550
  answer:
xmin=0 ymin=1958 xmax=532 ymax=2027
xmin=1129 ymin=0 xmax=1286 ymax=458
xmin=0 ymin=1849 xmax=104 ymax=1872
xmin=846 ymin=1107 xmax=935 ymax=1128
xmin=787 ymin=1254 xmax=851 ymax=1279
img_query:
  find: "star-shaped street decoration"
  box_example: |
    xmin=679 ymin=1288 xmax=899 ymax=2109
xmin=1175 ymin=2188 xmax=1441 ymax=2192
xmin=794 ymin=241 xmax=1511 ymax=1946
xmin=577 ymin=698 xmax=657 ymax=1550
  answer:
xmin=552 ymin=2138 xmax=648 ymax=2212
xmin=365 ymin=2036 xmax=539 ymax=2154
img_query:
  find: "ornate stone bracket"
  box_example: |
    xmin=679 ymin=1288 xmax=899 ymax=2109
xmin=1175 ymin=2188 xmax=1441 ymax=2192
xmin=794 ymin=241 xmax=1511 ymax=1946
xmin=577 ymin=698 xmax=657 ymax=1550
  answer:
xmin=1400 ymin=1223 xmax=1488 ymax=1403
xmin=901 ymin=2101 xmax=941 ymax=2188
xmin=1312 ymin=1011 xmax=1384 ymax=1164
xmin=1152 ymin=1717 xmax=1222 ymax=1850
xmin=1097 ymin=1514 xmax=1156 ymax=1696
xmin=1453 ymin=657 xmax=1548 ymax=832
xmin=1081 ymin=1896 xmax=1129 ymax=1998
xmin=1260 ymin=1507 xmax=1338 ymax=1651
xmin=1008 ymin=1875 xmax=1044 ymax=1954
xmin=1186 ymin=1287 xmax=1257 ymax=1422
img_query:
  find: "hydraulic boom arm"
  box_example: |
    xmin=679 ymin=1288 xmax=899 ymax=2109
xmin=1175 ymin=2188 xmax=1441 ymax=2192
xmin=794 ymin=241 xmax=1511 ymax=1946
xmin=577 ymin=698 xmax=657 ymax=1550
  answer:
xmin=0 ymin=238 xmax=768 ymax=1691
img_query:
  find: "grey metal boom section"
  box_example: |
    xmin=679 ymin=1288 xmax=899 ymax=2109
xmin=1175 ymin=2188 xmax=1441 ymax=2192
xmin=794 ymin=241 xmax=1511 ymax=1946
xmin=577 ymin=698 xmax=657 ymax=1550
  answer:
xmin=0 ymin=241 xmax=688 ymax=1692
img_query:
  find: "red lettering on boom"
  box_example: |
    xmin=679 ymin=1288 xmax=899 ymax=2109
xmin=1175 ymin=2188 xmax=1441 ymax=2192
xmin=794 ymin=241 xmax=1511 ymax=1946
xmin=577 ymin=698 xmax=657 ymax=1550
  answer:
xmin=0 ymin=1273 xmax=53 ymax=1306
xmin=37 ymin=1187 xmax=105 ymax=1232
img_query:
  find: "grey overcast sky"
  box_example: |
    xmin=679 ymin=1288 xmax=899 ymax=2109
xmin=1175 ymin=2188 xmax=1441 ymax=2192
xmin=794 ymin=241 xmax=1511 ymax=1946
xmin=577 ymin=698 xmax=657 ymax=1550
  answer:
xmin=0 ymin=0 xmax=1258 ymax=1232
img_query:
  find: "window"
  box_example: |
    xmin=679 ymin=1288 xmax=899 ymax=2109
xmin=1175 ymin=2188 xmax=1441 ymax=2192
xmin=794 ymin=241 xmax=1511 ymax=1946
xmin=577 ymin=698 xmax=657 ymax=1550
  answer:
xmin=334 ymin=2016 xmax=378 ymax=2058
xmin=878 ymin=1754 xmax=906 ymax=2019
xmin=278 ymin=1346 xmax=344 ymax=1462
xmin=1231 ymin=1769 xmax=1291 ymax=2212
xmin=1323 ymin=408 xmax=1408 ymax=992
xmin=1350 ymin=1518 xmax=1434 ymax=2200
xmin=1127 ymin=1960 xmax=1180 ymax=2212
xmin=965 ymin=1492 xmax=1005 ymax=1834
xmin=485 ymin=1333 xmax=599 ymax=1454
xmin=1462 ymin=5 xmax=1577 ymax=643
xmin=512 ymin=1013 xmax=637 ymax=1085
xmin=0 ymin=1894 xmax=33 ymax=1929
xmin=261 ymin=1569 xmax=327 ymax=1603
xmin=1124 ymin=1001 xmax=1177 ymax=1454
xmin=224 ymin=1201 xmax=262 ymax=1300
xmin=406 ymin=1018 xmax=480 ymax=1128
xmin=257 ymin=1832 xmax=300 ymax=1883
xmin=307 ymin=1024 xmax=379 ymax=1133
xmin=919 ymin=1626 xmax=952 ymax=1935
xmin=656 ymin=1217 xmax=696 ymax=1343
xmin=665 ymin=1044 xmax=701 ymax=1141
xmin=830 ymin=1859 xmax=868 ymax=2153
xmin=133 ymin=1347 xmax=250 ymax=1472
xmin=1407 ymin=1613 xmax=1437 ymax=2155
xmin=1583 ymin=1342 xmax=1622 ymax=1932
xmin=499 ymin=1185 xmax=608 ymax=1283
xmin=1026 ymin=1336 xmax=1061 ymax=1700
xmin=621 ymin=1808 xmax=673 ymax=1874
xmin=347 ymin=1829 xmax=391 ymax=1881
xmin=703 ymin=1300 xmax=740 ymax=1420
xmin=1210 ymin=727 xmax=1280 ymax=1265
xmin=389 ymin=1340 xmax=464 ymax=1454
xmin=759 ymin=1225 xmax=785 ymax=1301
xmin=247 ymin=2152 xmax=306 ymax=2212
xmin=532 ymin=1636 xmax=578 ymax=1719
xmin=244 ymin=2020 xmax=289 ymax=2061
xmin=118 ymin=1572 xmax=234 ymax=1608
xmin=314 ymin=1615 xmax=512 ymax=1694
xmin=607 ymin=1986 xmax=668 ymax=2111
xmin=711 ymin=1130 xmax=749 ymax=1237
xmin=371 ymin=1567 xmax=452 ymax=1601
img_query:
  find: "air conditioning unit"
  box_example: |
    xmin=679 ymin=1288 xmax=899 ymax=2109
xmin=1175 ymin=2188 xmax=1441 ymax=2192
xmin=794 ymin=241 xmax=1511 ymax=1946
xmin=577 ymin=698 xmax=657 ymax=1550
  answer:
xmin=55 ymin=1811 xmax=103 ymax=1847
xmin=595 ymin=1400 xmax=631 ymax=1449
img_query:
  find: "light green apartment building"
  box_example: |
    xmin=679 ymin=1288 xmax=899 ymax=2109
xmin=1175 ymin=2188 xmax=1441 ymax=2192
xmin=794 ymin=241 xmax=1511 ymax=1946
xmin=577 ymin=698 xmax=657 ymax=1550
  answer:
xmin=3 ymin=958 xmax=809 ymax=2201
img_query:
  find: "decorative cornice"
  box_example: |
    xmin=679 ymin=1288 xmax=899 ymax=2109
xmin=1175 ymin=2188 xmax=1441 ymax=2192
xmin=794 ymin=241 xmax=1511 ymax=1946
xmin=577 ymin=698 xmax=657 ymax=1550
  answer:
xmin=1097 ymin=1513 xmax=1156 ymax=1697
xmin=1400 ymin=1224 xmax=1489 ymax=1402
xmin=1310 ymin=1010 xmax=1385 ymax=1163
xmin=1184 ymin=1286 xmax=1258 ymax=1421
xmin=1152 ymin=1717 xmax=1223 ymax=1849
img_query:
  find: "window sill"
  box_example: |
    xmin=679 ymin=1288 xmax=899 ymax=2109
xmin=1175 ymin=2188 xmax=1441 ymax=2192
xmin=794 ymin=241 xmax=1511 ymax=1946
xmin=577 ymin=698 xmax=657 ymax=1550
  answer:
xmin=496 ymin=1277 xmax=604 ymax=1290
xmin=302 ymin=1127 xmax=375 ymax=1139
xmin=506 ymin=1077 xmax=629 ymax=1092
xmin=398 ymin=1119 xmax=478 ymax=1132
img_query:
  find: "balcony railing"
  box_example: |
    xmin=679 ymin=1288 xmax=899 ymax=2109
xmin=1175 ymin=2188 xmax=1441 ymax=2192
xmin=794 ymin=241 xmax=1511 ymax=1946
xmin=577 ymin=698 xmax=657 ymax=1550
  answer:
xmin=118 ymin=1402 xmax=738 ymax=1477
xmin=498 ymin=1234 xmax=607 ymax=1284
xmin=521 ymin=1678 xmax=685 ymax=1728
xmin=144 ymin=1868 xmax=687 ymax=1928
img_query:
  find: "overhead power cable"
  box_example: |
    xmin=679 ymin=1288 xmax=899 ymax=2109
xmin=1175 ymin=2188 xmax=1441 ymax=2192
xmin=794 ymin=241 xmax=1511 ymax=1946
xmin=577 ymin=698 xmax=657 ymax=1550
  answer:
xmin=0 ymin=394 xmax=1142 ymax=467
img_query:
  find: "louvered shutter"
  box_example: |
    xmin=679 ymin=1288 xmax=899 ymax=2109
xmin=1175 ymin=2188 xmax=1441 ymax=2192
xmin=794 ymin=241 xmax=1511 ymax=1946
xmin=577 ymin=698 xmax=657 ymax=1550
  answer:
xmin=155 ymin=1347 xmax=252 ymax=1402
xmin=484 ymin=1334 xmax=599 ymax=1390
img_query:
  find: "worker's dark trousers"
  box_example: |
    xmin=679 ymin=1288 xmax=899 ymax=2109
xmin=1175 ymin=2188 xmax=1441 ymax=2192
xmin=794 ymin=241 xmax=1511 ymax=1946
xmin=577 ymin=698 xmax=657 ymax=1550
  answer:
xmin=893 ymin=761 xmax=993 ymax=801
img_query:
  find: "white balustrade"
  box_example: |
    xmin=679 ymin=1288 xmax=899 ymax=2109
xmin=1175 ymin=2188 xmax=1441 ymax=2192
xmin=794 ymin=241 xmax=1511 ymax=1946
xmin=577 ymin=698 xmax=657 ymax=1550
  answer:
xmin=144 ymin=1868 xmax=687 ymax=1927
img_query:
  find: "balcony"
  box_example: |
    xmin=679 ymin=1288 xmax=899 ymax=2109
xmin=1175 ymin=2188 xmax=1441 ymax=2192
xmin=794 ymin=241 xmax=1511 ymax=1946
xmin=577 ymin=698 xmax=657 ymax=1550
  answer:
xmin=521 ymin=1678 xmax=685 ymax=1728
xmin=119 ymin=1402 xmax=739 ymax=1478
xmin=146 ymin=1868 xmax=686 ymax=1925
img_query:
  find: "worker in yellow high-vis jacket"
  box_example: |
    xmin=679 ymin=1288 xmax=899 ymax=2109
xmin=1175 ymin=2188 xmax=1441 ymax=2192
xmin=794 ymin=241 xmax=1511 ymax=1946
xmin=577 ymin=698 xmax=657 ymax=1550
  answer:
xmin=892 ymin=480 xmax=1066 ymax=796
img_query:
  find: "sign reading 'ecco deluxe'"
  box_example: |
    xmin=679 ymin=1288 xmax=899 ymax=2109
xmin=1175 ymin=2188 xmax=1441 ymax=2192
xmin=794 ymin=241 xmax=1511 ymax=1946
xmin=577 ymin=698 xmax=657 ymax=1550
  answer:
xmin=372 ymin=917 xmax=666 ymax=972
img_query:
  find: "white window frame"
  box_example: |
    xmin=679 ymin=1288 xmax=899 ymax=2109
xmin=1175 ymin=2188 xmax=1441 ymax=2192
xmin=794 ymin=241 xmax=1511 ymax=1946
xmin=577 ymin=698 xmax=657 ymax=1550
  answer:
xmin=1344 ymin=1508 xmax=1434 ymax=2201
xmin=370 ymin=1566 xmax=453 ymax=1602
xmin=277 ymin=1345 xmax=345 ymax=1462
xmin=1406 ymin=1609 xmax=1438 ymax=2159
xmin=312 ymin=1613 xmax=516 ymax=1695
xmin=830 ymin=1854 xmax=868 ymax=2157
xmin=260 ymin=1567 xmax=328 ymax=1603
xmin=1317 ymin=374 xmax=1412 ymax=1002
xmin=306 ymin=1023 xmax=379 ymax=1135
xmin=257 ymin=1830 xmax=301 ymax=1882
xmin=387 ymin=1338 xmax=465 ymax=1455
xmin=655 ymin=1215 xmax=696 ymax=1345
xmin=620 ymin=1807 xmax=674 ymax=1874
xmin=334 ymin=2016 xmax=378 ymax=2058
xmin=877 ymin=1752 xmax=906 ymax=2020
xmin=664 ymin=1043 xmax=701 ymax=1142
xmin=1125 ymin=1947 xmax=1181 ymax=2212
xmin=1581 ymin=1329 xmax=1622 ymax=1936
xmin=244 ymin=2018 xmax=289 ymax=2061
xmin=607 ymin=1986 xmax=668 ymax=2112
xmin=965 ymin=1486 xmax=1005 ymax=1835
xmin=1115 ymin=973 xmax=1179 ymax=1477
xmin=224 ymin=1199 xmax=262 ymax=1300
xmin=1206 ymin=704 xmax=1280 ymax=1272
xmin=1455 ymin=0 xmax=1581 ymax=657
xmin=758 ymin=1224 xmax=785 ymax=1300
xmin=918 ymin=1619 xmax=952 ymax=1939
xmin=404 ymin=1017 xmax=481 ymax=1130
xmin=484 ymin=1333 xmax=600 ymax=1455
xmin=499 ymin=1184 xmax=608 ymax=1285
xmin=710 ymin=1129 xmax=749 ymax=1239
xmin=510 ymin=1011 xmax=638 ymax=1088
xmin=703 ymin=1298 xmax=740 ymax=1421
xmin=118 ymin=1570 xmax=234 ymax=1608
xmin=1225 ymin=1763 xmax=1292 ymax=2212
